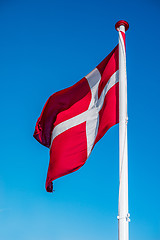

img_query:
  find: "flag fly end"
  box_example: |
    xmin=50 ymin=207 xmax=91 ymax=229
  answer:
xmin=115 ymin=20 xmax=129 ymax=31
xmin=46 ymin=182 xmax=54 ymax=193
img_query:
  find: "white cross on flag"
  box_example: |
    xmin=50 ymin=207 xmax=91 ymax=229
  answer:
xmin=34 ymin=45 xmax=119 ymax=192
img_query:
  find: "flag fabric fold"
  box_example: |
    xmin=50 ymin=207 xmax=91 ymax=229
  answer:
xmin=34 ymin=45 xmax=119 ymax=192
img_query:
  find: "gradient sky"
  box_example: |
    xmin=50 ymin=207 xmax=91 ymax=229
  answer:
xmin=0 ymin=0 xmax=160 ymax=239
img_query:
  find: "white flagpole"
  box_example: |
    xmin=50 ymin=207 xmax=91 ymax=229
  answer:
xmin=115 ymin=20 xmax=130 ymax=240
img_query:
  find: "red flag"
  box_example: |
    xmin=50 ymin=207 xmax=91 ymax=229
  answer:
xmin=34 ymin=45 xmax=119 ymax=192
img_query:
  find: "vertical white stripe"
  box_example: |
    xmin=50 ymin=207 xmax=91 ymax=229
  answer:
xmin=85 ymin=68 xmax=101 ymax=156
xmin=86 ymin=69 xmax=119 ymax=157
xmin=97 ymin=70 xmax=119 ymax=112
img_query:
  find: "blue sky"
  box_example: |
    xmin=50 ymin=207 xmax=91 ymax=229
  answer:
xmin=0 ymin=0 xmax=160 ymax=239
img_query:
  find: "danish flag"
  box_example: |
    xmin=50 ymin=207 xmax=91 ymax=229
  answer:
xmin=34 ymin=45 xmax=119 ymax=192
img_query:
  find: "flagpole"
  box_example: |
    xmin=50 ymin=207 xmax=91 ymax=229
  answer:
xmin=115 ymin=20 xmax=130 ymax=240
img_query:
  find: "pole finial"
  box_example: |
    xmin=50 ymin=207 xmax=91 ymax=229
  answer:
xmin=115 ymin=20 xmax=129 ymax=31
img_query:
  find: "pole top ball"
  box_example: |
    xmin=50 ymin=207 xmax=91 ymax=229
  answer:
xmin=115 ymin=20 xmax=129 ymax=31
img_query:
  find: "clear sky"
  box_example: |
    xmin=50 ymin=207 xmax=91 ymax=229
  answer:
xmin=0 ymin=0 xmax=160 ymax=239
